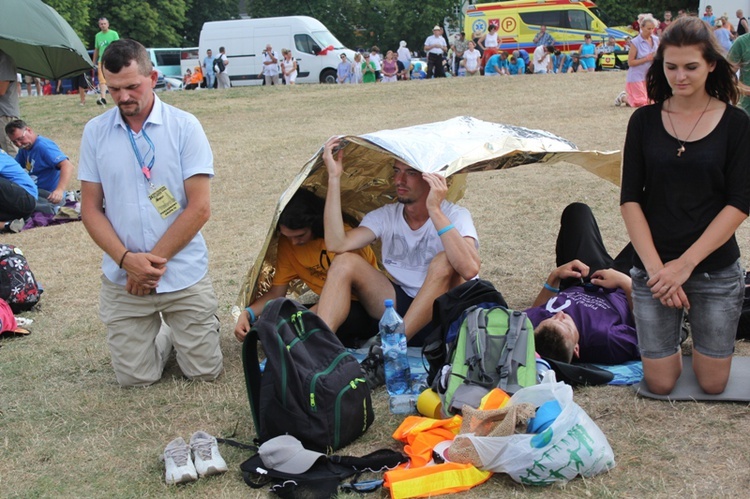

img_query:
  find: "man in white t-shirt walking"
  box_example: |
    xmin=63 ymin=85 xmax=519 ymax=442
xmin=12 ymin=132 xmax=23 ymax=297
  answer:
xmin=424 ymin=26 xmax=447 ymax=78
xmin=316 ymin=136 xmax=480 ymax=348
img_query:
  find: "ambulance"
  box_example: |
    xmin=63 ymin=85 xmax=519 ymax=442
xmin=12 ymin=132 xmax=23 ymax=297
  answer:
xmin=464 ymin=0 xmax=632 ymax=56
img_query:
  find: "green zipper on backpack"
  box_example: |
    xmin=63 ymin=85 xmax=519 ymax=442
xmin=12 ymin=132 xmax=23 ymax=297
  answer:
xmin=334 ymin=377 xmax=366 ymax=449
xmin=289 ymin=327 xmax=327 ymax=349
xmin=309 ymin=351 xmax=350 ymax=411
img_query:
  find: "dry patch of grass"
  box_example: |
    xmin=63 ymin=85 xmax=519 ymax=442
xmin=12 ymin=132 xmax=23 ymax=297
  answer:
xmin=2 ymin=72 xmax=750 ymax=497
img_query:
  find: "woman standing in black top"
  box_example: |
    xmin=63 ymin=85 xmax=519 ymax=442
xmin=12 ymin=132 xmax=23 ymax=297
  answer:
xmin=620 ymin=17 xmax=750 ymax=396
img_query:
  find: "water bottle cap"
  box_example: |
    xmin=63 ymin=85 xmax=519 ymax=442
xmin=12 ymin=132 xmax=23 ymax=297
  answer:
xmin=384 ymin=299 xmax=394 ymax=307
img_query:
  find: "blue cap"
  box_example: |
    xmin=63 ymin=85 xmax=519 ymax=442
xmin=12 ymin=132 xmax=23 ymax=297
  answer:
xmin=384 ymin=299 xmax=394 ymax=307
xmin=527 ymin=400 xmax=562 ymax=434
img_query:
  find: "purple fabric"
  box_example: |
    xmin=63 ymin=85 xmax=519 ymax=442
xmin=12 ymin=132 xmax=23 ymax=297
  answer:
xmin=525 ymin=286 xmax=639 ymax=364
xmin=22 ymin=201 xmax=80 ymax=230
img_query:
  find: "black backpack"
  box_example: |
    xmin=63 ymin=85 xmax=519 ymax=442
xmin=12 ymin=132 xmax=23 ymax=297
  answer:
xmin=242 ymin=298 xmax=374 ymax=452
xmin=736 ymin=271 xmax=750 ymax=340
xmin=422 ymin=279 xmax=507 ymax=386
xmin=213 ymin=55 xmax=225 ymax=73
xmin=0 ymin=244 xmax=41 ymax=313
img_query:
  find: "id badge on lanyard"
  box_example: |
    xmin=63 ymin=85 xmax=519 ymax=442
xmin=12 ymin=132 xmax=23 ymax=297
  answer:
xmin=127 ymin=125 xmax=180 ymax=219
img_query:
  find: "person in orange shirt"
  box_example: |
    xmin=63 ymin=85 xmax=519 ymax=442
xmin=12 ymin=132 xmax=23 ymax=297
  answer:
xmin=185 ymin=66 xmax=203 ymax=90
xmin=234 ymin=189 xmax=380 ymax=347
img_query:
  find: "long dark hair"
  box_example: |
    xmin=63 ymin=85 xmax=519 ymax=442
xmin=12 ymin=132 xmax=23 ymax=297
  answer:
xmin=278 ymin=189 xmax=325 ymax=239
xmin=646 ymin=16 xmax=739 ymax=104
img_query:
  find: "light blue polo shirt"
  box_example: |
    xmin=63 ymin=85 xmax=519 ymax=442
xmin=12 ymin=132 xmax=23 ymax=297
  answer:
xmin=78 ymin=95 xmax=214 ymax=292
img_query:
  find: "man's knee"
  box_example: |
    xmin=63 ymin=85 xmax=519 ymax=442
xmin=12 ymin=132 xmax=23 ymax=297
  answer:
xmin=114 ymin=370 xmax=161 ymax=388
xmin=327 ymin=252 xmax=368 ymax=280
xmin=561 ymin=202 xmax=592 ymax=223
xmin=426 ymin=252 xmax=456 ymax=281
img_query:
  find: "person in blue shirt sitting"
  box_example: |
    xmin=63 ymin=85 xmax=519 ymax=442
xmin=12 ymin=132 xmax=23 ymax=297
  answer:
xmin=5 ymin=119 xmax=73 ymax=213
xmin=0 ymin=148 xmax=37 ymax=231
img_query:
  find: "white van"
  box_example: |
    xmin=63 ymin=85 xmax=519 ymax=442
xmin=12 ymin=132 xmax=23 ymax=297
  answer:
xmin=199 ymin=16 xmax=355 ymax=85
xmin=146 ymin=47 xmax=197 ymax=79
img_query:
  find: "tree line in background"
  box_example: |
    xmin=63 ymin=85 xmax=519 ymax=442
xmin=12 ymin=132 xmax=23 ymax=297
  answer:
xmin=593 ymin=0 xmax=699 ymax=26
xmin=42 ymin=0 xmax=701 ymax=55
xmin=44 ymin=0 xmax=238 ymax=48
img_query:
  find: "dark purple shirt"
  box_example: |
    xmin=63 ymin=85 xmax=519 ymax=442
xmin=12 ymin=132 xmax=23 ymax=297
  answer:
xmin=525 ymin=286 xmax=639 ymax=364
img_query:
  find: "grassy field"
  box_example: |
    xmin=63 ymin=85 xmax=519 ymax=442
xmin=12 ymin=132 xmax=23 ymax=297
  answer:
xmin=1 ymin=72 xmax=750 ymax=498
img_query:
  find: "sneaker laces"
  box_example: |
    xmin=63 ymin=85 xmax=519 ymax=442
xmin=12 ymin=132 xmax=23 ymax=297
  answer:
xmin=165 ymin=442 xmax=191 ymax=467
xmin=191 ymin=437 xmax=215 ymax=461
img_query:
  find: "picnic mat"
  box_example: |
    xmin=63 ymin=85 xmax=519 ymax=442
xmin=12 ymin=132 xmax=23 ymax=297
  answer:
xmin=632 ymin=356 xmax=750 ymax=401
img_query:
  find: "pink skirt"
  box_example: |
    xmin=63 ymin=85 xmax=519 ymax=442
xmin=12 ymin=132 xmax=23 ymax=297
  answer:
xmin=625 ymin=81 xmax=650 ymax=108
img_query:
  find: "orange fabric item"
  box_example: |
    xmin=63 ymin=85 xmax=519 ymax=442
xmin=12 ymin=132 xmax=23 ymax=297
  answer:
xmin=392 ymin=415 xmax=462 ymax=468
xmin=479 ymin=388 xmax=510 ymax=410
xmin=383 ymin=462 xmax=492 ymax=499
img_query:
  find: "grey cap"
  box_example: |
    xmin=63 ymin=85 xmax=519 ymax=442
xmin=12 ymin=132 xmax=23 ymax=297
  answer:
xmin=258 ymin=435 xmax=324 ymax=474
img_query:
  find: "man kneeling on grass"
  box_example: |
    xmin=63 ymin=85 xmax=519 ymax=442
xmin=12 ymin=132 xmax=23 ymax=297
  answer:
xmin=316 ymin=137 xmax=481 ymax=387
xmin=525 ymin=203 xmax=640 ymax=365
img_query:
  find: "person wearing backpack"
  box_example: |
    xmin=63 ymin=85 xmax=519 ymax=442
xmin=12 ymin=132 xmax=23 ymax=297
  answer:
xmin=234 ymin=188 xmax=379 ymax=346
xmin=525 ymin=203 xmax=639 ymax=365
xmin=316 ymin=137 xmax=480 ymax=351
xmin=215 ymin=47 xmax=230 ymax=89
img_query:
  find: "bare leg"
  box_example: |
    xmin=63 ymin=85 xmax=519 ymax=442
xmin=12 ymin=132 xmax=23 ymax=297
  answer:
xmin=403 ymin=252 xmax=464 ymax=340
xmin=693 ymin=351 xmax=732 ymax=394
xmin=642 ymin=352 xmax=682 ymax=395
xmin=316 ymin=253 xmax=395 ymax=332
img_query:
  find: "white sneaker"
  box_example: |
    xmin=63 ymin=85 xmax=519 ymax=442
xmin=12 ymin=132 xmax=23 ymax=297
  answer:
xmin=614 ymin=90 xmax=627 ymax=107
xmin=164 ymin=437 xmax=198 ymax=485
xmin=190 ymin=431 xmax=228 ymax=477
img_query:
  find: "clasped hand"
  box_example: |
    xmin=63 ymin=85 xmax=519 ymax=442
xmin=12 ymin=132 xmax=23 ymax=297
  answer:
xmin=123 ymin=252 xmax=167 ymax=296
xmin=646 ymin=260 xmax=691 ymax=309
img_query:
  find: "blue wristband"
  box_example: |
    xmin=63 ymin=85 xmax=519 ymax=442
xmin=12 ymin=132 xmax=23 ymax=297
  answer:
xmin=246 ymin=307 xmax=257 ymax=324
xmin=543 ymin=282 xmax=560 ymax=293
xmin=437 ymin=224 xmax=455 ymax=236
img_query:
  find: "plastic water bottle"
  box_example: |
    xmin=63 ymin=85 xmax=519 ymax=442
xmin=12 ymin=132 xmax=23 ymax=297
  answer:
xmin=380 ymin=299 xmax=411 ymax=396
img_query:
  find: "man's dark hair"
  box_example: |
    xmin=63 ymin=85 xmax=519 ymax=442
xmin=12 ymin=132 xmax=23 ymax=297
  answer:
xmin=534 ymin=323 xmax=574 ymax=363
xmin=278 ymin=189 xmax=325 ymax=239
xmin=4 ymin=119 xmax=27 ymax=136
xmin=102 ymin=39 xmax=153 ymax=76
xmin=545 ymin=45 xmax=555 ymax=54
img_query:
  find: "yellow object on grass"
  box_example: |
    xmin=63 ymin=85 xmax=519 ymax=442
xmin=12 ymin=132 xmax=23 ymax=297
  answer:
xmin=384 ymin=462 xmax=492 ymax=499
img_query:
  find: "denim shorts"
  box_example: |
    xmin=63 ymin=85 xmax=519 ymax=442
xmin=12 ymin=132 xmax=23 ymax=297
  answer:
xmin=630 ymin=260 xmax=743 ymax=359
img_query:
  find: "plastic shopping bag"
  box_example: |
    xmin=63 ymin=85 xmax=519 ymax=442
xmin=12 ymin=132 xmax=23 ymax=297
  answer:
xmin=449 ymin=371 xmax=615 ymax=485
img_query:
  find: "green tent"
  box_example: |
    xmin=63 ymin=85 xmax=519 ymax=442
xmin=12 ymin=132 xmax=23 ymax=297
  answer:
xmin=0 ymin=0 xmax=93 ymax=79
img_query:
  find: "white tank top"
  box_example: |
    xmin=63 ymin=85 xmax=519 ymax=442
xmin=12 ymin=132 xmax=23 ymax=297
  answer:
xmin=484 ymin=32 xmax=499 ymax=48
xmin=282 ymin=58 xmax=296 ymax=72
